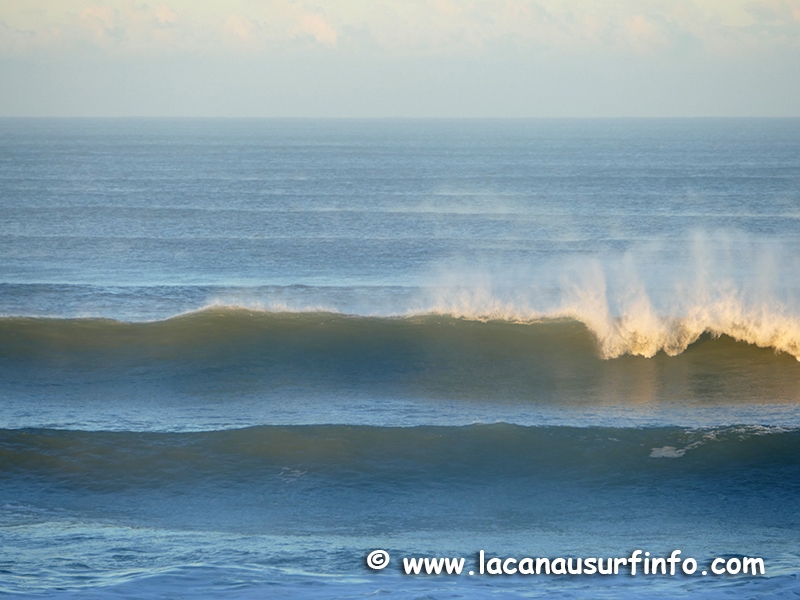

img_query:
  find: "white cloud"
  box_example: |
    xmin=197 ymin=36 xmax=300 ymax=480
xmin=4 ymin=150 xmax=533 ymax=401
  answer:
xmin=154 ymin=5 xmax=178 ymax=25
xmin=0 ymin=0 xmax=798 ymax=57
xmin=623 ymin=14 xmax=668 ymax=53
xmin=296 ymin=13 xmax=337 ymax=46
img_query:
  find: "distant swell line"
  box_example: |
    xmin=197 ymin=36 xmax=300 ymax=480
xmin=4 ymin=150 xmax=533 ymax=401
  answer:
xmin=1 ymin=425 xmax=798 ymax=485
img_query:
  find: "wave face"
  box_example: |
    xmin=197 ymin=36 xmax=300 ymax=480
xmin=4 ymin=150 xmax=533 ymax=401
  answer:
xmin=1 ymin=309 xmax=798 ymax=407
xmin=4 ymin=307 xmax=800 ymax=361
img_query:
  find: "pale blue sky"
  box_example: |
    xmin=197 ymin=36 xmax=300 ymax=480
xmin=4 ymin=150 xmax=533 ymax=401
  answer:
xmin=1 ymin=0 xmax=799 ymax=117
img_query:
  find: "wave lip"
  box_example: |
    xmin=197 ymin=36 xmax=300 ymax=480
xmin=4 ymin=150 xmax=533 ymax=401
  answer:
xmin=566 ymin=302 xmax=800 ymax=361
xmin=421 ymin=282 xmax=800 ymax=361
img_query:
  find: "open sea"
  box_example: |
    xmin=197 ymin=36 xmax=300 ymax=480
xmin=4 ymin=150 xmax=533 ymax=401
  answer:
xmin=1 ymin=118 xmax=799 ymax=598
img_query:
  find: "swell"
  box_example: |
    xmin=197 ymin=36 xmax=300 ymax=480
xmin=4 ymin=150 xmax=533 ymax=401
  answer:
xmin=2 ymin=308 xmax=798 ymax=407
xmin=1 ymin=424 xmax=798 ymax=487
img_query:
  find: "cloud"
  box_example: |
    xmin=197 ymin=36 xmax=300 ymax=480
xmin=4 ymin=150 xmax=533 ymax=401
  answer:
xmin=624 ymin=14 xmax=667 ymax=52
xmin=297 ymin=13 xmax=337 ymax=46
xmin=154 ymin=5 xmax=178 ymax=25
xmin=1 ymin=0 xmax=799 ymax=57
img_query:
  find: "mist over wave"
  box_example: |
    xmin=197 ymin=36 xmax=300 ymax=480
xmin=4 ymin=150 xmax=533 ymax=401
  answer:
xmin=417 ymin=230 xmax=799 ymax=359
xmin=194 ymin=230 xmax=800 ymax=360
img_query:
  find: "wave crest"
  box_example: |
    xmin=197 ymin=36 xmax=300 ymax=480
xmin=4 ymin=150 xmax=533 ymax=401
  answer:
xmin=571 ymin=302 xmax=800 ymax=360
xmin=420 ymin=232 xmax=800 ymax=360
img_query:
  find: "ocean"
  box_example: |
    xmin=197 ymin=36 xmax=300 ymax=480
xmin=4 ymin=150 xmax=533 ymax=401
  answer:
xmin=1 ymin=118 xmax=799 ymax=598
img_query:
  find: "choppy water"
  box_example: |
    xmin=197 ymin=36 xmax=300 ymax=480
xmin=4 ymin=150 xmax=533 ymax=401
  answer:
xmin=1 ymin=118 xmax=799 ymax=598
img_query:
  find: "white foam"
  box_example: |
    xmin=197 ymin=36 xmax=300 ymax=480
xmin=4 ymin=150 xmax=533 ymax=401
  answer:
xmin=649 ymin=446 xmax=686 ymax=458
xmin=418 ymin=230 xmax=800 ymax=360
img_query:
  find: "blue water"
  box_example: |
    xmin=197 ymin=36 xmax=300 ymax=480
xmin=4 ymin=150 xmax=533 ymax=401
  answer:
xmin=1 ymin=118 xmax=799 ymax=598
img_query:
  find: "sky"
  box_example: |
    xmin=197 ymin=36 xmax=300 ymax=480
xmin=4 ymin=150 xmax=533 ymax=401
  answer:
xmin=1 ymin=0 xmax=799 ymax=117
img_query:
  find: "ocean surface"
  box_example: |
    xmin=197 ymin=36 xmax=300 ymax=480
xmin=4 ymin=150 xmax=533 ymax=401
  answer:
xmin=1 ymin=118 xmax=799 ymax=598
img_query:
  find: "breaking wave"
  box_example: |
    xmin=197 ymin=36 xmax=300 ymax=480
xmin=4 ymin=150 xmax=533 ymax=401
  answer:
xmin=2 ymin=303 xmax=798 ymax=362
